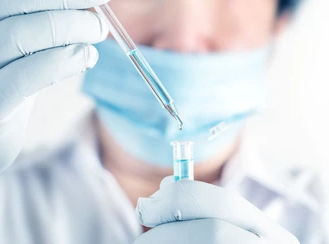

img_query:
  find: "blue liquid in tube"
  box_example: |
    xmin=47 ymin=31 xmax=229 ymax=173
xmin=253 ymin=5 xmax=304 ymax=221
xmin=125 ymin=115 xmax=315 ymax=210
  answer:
xmin=174 ymin=159 xmax=194 ymax=181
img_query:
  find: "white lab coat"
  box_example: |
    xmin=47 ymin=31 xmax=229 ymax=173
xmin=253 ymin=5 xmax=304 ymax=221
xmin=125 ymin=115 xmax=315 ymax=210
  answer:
xmin=0 ymin=113 xmax=327 ymax=244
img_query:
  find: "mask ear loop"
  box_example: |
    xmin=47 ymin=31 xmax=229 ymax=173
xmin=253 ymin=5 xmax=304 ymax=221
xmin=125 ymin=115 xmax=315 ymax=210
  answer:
xmin=194 ymin=110 xmax=257 ymax=145
xmin=206 ymin=121 xmax=230 ymax=142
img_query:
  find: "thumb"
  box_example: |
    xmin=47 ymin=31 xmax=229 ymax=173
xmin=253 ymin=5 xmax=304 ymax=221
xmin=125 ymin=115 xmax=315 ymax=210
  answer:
xmin=159 ymin=176 xmax=175 ymax=189
xmin=0 ymin=95 xmax=36 ymax=171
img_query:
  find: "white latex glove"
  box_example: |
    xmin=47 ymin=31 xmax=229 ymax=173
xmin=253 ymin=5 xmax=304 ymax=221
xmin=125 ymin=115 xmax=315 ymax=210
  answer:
xmin=135 ymin=177 xmax=300 ymax=244
xmin=0 ymin=0 xmax=110 ymax=171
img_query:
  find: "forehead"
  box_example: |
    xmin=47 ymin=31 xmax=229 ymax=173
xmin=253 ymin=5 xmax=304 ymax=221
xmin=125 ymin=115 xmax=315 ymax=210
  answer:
xmin=107 ymin=0 xmax=279 ymax=51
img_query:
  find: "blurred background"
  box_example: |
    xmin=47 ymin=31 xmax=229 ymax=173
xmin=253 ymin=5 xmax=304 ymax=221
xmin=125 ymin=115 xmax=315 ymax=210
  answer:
xmin=24 ymin=0 xmax=329 ymax=174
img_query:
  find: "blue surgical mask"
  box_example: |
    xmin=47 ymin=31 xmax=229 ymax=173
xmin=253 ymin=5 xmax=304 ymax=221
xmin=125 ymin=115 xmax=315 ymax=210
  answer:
xmin=82 ymin=39 xmax=269 ymax=166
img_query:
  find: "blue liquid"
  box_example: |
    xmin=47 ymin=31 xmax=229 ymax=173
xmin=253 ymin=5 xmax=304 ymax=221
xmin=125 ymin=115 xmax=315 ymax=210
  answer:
xmin=127 ymin=49 xmax=173 ymax=106
xmin=174 ymin=159 xmax=194 ymax=181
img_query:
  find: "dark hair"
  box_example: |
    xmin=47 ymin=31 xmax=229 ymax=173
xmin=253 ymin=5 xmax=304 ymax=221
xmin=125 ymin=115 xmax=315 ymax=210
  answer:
xmin=278 ymin=0 xmax=301 ymax=15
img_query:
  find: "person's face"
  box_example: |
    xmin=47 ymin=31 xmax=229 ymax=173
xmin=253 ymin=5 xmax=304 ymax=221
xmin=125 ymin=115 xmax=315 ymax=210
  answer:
xmin=108 ymin=0 xmax=280 ymax=53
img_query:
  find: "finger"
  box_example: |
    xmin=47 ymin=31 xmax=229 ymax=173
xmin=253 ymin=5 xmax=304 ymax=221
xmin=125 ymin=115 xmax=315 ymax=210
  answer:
xmin=136 ymin=180 xmax=299 ymax=244
xmin=0 ymin=44 xmax=98 ymax=119
xmin=0 ymin=10 xmax=108 ymax=68
xmin=159 ymin=176 xmax=175 ymax=189
xmin=0 ymin=0 xmax=110 ymax=21
xmin=134 ymin=219 xmax=261 ymax=244
xmin=0 ymin=95 xmax=36 ymax=171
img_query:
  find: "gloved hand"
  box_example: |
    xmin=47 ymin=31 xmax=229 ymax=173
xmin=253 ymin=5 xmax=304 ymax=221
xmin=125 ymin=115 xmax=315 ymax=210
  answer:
xmin=0 ymin=0 xmax=110 ymax=171
xmin=135 ymin=177 xmax=300 ymax=244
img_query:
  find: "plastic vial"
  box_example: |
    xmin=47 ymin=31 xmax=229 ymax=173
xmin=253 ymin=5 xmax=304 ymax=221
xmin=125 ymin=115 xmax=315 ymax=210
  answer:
xmin=170 ymin=141 xmax=195 ymax=181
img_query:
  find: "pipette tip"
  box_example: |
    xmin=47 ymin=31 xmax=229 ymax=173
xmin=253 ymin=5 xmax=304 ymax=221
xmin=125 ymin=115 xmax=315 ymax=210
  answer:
xmin=176 ymin=114 xmax=183 ymax=130
xmin=165 ymin=103 xmax=184 ymax=130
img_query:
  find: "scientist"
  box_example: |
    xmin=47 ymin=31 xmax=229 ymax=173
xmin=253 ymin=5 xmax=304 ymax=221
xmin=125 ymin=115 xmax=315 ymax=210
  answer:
xmin=0 ymin=0 xmax=326 ymax=243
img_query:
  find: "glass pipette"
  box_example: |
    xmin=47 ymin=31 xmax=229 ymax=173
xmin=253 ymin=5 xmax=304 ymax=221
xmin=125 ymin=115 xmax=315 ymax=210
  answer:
xmin=94 ymin=4 xmax=183 ymax=130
